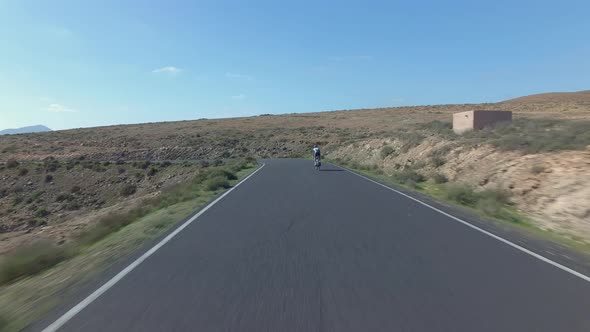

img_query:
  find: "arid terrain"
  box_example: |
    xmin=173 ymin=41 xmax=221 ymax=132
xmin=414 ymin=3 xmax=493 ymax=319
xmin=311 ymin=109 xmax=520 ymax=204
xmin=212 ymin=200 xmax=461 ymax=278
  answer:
xmin=1 ymin=90 xmax=589 ymax=254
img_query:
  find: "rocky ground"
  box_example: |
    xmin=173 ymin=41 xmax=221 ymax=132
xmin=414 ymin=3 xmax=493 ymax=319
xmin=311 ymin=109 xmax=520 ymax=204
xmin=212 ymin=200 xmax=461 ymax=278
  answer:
xmin=0 ymin=159 xmax=203 ymax=255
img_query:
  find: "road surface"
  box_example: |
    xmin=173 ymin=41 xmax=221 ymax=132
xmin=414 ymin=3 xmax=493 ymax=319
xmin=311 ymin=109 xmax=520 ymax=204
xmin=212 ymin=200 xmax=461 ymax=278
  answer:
xmin=39 ymin=159 xmax=590 ymax=331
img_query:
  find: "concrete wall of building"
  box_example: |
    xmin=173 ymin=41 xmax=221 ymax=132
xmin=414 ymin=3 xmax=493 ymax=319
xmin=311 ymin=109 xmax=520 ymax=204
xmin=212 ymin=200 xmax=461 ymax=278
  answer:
xmin=453 ymin=110 xmax=512 ymax=134
xmin=472 ymin=111 xmax=512 ymax=129
xmin=452 ymin=111 xmax=474 ymax=134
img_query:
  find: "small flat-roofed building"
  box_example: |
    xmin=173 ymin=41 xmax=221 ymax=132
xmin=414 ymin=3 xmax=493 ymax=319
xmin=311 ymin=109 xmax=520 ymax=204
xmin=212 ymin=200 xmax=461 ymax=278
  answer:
xmin=453 ymin=110 xmax=512 ymax=134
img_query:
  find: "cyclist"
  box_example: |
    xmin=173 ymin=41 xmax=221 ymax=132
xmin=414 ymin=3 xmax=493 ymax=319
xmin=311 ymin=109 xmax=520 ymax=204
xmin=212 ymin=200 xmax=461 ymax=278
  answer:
xmin=312 ymin=144 xmax=321 ymax=167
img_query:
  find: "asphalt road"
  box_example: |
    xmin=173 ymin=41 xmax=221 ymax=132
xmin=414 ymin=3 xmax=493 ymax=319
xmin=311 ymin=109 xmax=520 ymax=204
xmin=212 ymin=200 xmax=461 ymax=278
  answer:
xmin=41 ymin=159 xmax=590 ymax=332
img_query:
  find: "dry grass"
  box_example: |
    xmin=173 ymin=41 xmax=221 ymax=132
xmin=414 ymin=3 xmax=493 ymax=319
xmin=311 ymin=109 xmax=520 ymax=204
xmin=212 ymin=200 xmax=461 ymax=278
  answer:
xmin=0 ymin=159 xmax=254 ymax=286
xmin=0 ymin=241 xmax=73 ymax=285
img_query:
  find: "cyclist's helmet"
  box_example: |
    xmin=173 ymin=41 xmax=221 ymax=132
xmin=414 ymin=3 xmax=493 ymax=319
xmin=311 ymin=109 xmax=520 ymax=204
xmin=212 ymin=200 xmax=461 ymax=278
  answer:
xmin=314 ymin=144 xmax=318 ymax=148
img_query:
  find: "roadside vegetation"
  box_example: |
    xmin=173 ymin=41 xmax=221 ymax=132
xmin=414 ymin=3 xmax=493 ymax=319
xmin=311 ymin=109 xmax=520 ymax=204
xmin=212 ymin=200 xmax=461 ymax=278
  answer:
xmin=330 ymin=157 xmax=523 ymax=224
xmin=416 ymin=118 xmax=590 ymax=154
xmin=0 ymin=158 xmax=257 ymax=331
xmin=0 ymin=158 xmax=256 ymax=286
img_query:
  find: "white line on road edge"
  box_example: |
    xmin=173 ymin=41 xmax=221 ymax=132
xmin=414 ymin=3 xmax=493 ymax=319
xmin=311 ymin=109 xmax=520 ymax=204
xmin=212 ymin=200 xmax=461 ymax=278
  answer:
xmin=42 ymin=163 xmax=266 ymax=332
xmin=343 ymin=166 xmax=590 ymax=283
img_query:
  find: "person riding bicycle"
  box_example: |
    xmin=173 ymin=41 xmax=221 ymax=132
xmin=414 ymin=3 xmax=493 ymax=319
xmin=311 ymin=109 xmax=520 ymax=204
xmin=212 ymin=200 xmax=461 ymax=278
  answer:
xmin=312 ymin=144 xmax=321 ymax=165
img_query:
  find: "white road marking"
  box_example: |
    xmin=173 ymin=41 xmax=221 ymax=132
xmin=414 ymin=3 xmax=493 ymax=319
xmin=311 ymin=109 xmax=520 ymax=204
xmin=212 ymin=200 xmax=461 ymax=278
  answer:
xmin=42 ymin=163 xmax=266 ymax=332
xmin=342 ymin=166 xmax=590 ymax=283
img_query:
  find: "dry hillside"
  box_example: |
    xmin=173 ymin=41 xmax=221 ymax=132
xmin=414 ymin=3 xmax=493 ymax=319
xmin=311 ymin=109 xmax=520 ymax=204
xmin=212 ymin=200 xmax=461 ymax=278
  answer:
xmin=499 ymin=90 xmax=590 ymax=117
xmin=1 ymin=90 xmax=589 ymax=252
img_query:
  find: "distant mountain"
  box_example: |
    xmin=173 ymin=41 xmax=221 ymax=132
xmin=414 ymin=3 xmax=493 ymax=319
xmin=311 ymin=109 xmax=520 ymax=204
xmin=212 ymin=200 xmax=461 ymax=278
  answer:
xmin=0 ymin=125 xmax=52 ymax=135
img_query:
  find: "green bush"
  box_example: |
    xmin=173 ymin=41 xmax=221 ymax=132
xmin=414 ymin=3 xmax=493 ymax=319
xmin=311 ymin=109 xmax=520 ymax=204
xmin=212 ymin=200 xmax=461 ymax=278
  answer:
xmin=432 ymin=173 xmax=448 ymax=184
xmin=120 ymin=184 xmax=137 ymax=196
xmin=56 ymin=193 xmax=73 ymax=202
xmin=18 ymin=168 xmax=29 ymax=176
xmin=417 ymin=120 xmax=454 ymax=137
xmin=66 ymin=161 xmax=76 ymax=170
xmin=445 ymin=184 xmax=479 ymax=206
xmin=66 ymin=201 xmax=81 ymax=211
xmin=431 ymin=156 xmax=446 ymax=167
xmin=476 ymin=189 xmax=517 ymax=221
xmin=205 ymin=176 xmax=231 ymax=191
xmin=410 ymin=160 xmax=427 ymax=169
xmin=81 ymin=161 xmax=94 ymax=170
xmin=147 ymin=167 xmax=158 ymax=177
xmin=31 ymin=191 xmax=44 ymax=203
xmin=45 ymin=174 xmax=54 ymax=183
xmin=228 ymin=159 xmax=254 ymax=173
xmin=92 ymin=163 xmax=106 ymax=172
xmin=79 ymin=210 xmax=141 ymax=245
xmin=6 ymin=159 xmax=19 ymax=169
xmin=0 ymin=241 xmax=72 ymax=285
xmin=445 ymin=184 xmax=515 ymax=220
xmin=70 ymin=186 xmax=81 ymax=193
xmin=208 ymin=169 xmax=237 ymax=180
xmin=43 ymin=157 xmax=60 ymax=172
xmin=380 ymin=146 xmax=395 ymax=159
xmin=137 ymin=160 xmax=151 ymax=169
xmin=34 ymin=208 xmax=49 ymax=218
xmin=12 ymin=195 xmax=23 ymax=206
xmin=391 ymin=169 xmax=426 ymax=184
xmin=478 ymin=188 xmax=511 ymax=205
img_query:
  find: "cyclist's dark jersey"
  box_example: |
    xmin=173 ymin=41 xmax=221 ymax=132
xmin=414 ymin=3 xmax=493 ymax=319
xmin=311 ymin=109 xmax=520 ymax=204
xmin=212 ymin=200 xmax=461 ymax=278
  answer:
xmin=313 ymin=147 xmax=321 ymax=159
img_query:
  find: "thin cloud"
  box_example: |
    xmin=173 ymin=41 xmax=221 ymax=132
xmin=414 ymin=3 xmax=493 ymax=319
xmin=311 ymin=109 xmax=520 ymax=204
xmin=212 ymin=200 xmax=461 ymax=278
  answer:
xmin=47 ymin=103 xmax=78 ymax=113
xmin=392 ymin=98 xmax=405 ymax=103
xmin=152 ymin=66 xmax=182 ymax=75
xmin=225 ymin=72 xmax=253 ymax=80
xmin=231 ymin=94 xmax=246 ymax=100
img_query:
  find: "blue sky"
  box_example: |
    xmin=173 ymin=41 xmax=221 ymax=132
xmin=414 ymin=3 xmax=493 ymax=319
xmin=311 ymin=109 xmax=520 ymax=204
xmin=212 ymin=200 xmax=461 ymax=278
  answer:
xmin=1 ymin=0 xmax=589 ymax=130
